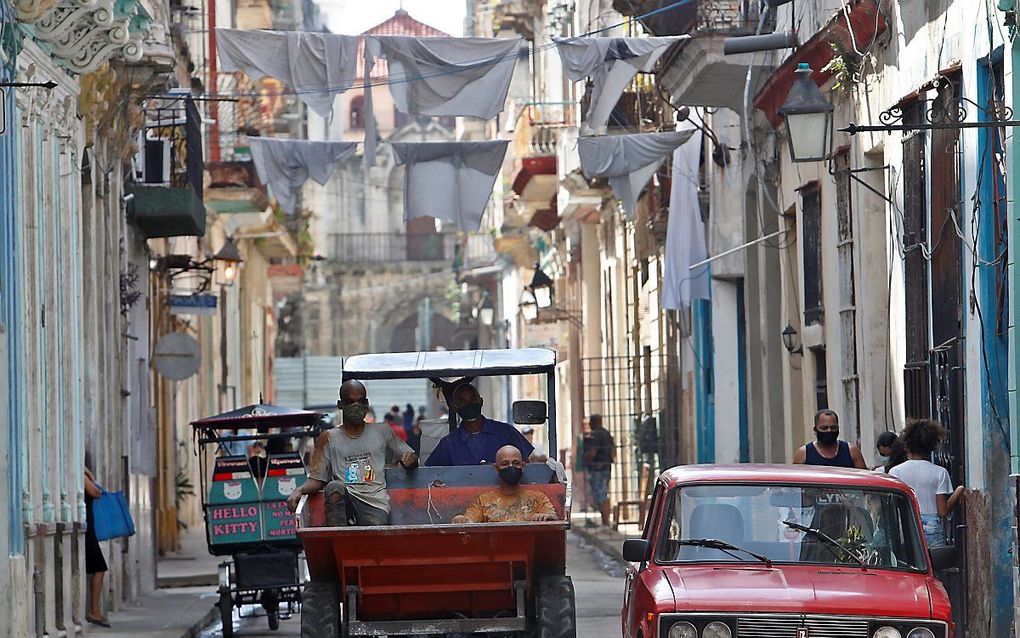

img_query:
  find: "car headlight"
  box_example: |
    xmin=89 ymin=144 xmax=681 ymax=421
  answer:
xmin=668 ymin=621 xmax=698 ymax=638
xmin=906 ymin=629 xmax=936 ymax=638
xmin=703 ymin=621 xmax=732 ymax=638
xmin=873 ymin=628 xmax=902 ymax=638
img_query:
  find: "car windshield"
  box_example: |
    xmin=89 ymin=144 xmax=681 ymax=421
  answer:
xmin=656 ymin=483 xmax=928 ymax=571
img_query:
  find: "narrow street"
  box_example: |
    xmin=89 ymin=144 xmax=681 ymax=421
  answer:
xmin=198 ymin=533 xmax=626 ymax=638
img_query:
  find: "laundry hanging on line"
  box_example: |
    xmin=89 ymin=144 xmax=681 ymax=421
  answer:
xmin=389 ymin=141 xmax=510 ymax=232
xmin=248 ymin=138 xmax=359 ymax=215
xmin=555 ymin=36 xmax=687 ymax=136
xmin=216 ymin=28 xmax=360 ymax=118
xmin=362 ymin=36 xmax=522 ymax=164
xmin=577 ymin=130 xmax=695 ymax=218
xmin=662 ymin=122 xmax=709 ymax=310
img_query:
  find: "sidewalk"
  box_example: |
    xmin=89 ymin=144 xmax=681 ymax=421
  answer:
xmin=570 ymin=514 xmax=630 ymax=564
xmin=87 ymin=527 xmax=220 ymax=637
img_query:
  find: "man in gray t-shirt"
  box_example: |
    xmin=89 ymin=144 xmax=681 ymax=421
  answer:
xmin=287 ymin=380 xmax=417 ymax=525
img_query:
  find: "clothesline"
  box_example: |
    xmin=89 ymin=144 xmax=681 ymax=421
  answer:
xmin=170 ymin=0 xmax=694 ymax=103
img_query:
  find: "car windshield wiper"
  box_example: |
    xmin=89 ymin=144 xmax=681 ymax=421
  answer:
xmin=783 ymin=520 xmax=868 ymax=570
xmin=677 ymin=538 xmax=773 ymax=568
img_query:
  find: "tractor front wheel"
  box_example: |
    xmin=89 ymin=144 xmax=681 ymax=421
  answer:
xmin=301 ymin=582 xmax=340 ymax=638
xmin=534 ymin=576 xmax=576 ymax=638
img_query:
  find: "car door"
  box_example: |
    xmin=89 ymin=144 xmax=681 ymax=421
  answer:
xmin=623 ymin=481 xmax=666 ymax=638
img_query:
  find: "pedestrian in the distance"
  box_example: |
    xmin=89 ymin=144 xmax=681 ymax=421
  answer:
xmin=402 ymin=403 xmax=415 ymax=437
xmin=888 ymin=419 xmax=964 ymax=549
xmin=792 ymin=409 xmax=868 ymax=469
xmin=583 ymin=414 xmax=615 ymax=528
xmin=83 ymin=455 xmax=109 ymax=627
xmin=873 ymin=431 xmax=898 ymax=471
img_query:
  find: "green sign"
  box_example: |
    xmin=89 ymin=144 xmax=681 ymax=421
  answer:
xmin=208 ymin=503 xmax=262 ymax=544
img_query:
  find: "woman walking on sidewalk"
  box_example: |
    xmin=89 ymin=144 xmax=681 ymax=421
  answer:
xmin=84 ymin=456 xmax=110 ymax=627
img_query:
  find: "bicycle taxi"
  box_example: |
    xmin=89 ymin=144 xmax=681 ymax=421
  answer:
xmin=191 ymin=402 xmax=325 ymax=636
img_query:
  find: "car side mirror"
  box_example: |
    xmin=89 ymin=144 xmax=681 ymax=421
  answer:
xmin=623 ymin=538 xmax=651 ymax=563
xmin=929 ymin=545 xmax=955 ymax=571
xmin=513 ymin=400 xmax=547 ymax=425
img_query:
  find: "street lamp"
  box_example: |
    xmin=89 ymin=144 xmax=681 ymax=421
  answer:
xmin=214 ymin=236 xmax=243 ymax=287
xmin=520 ymin=289 xmax=539 ymax=322
xmin=478 ymin=294 xmax=495 ymax=326
xmin=778 ymin=63 xmax=834 ymax=163
xmin=529 ymin=263 xmax=554 ymax=309
xmin=781 ymin=323 xmax=803 ymax=355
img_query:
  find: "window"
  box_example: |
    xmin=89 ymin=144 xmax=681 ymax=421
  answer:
xmin=800 ymin=182 xmax=823 ymax=325
xmin=812 ymin=346 xmax=828 ymax=410
xmin=656 ymin=484 xmax=927 ymax=571
xmin=349 ymin=95 xmax=365 ymax=130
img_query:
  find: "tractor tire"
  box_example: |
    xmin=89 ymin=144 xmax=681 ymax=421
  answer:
xmin=301 ymin=582 xmax=340 ymax=638
xmin=218 ymin=591 xmax=234 ymax=638
xmin=534 ymin=576 xmax=576 ymax=638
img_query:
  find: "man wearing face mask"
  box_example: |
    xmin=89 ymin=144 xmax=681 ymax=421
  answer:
xmin=451 ymin=446 xmax=557 ymax=523
xmin=286 ymin=379 xmax=418 ymax=525
xmin=424 ymin=383 xmax=535 ymax=466
xmin=792 ymin=409 xmax=868 ymax=469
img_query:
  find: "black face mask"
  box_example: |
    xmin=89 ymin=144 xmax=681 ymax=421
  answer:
xmin=815 ymin=430 xmax=839 ymax=446
xmin=498 ymin=466 xmax=523 ymax=486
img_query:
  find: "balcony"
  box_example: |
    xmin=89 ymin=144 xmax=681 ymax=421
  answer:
xmin=128 ymin=96 xmax=206 ymax=238
xmin=204 ymin=160 xmax=271 ymax=216
xmin=615 ymin=0 xmax=776 ymax=111
xmin=492 ymin=0 xmax=541 ymax=38
xmin=330 ymin=233 xmax=459 ymax=264
xmin=510 ymin=103 xmax=575 ymax=228
xmin=579 ymin=83 xmax=668 ymax=132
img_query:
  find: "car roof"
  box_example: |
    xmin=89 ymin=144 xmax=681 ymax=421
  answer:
xmin=342 ymin=348 xmax=556 ymax=380
xmin=658 ymin=464 xmax=910 ymax=491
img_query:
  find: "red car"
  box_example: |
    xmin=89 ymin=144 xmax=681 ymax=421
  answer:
xmin=622 ymin=464 xmax=954 ymax=638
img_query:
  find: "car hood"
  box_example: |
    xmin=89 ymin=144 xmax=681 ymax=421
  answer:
xmin=663 ymin=565 xmax=933 ymax=618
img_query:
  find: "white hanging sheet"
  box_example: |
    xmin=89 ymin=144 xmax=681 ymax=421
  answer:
xmin=389 ymin=141 xmax=510 ymax=231
xmin=363 ymin=36 xmax=521 ymax=164
xmin=577 ymin=130 xmax=695 ymax=217
xmin=248 ymin=138 xmax=359 ymax=215
xmin=555 ymin=36 xmax=687 ymax=135
xmin=217 ymin=28 xmax=359 ymax=118
xmin=662 ymin=123 xmax=709 ymax=310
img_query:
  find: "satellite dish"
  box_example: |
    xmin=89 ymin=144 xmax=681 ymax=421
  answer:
xmin=153 ymin=332 xmax=201 ymax=380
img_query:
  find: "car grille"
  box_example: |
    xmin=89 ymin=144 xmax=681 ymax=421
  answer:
xmin=736 ymin=615 xmax=870 ymax=638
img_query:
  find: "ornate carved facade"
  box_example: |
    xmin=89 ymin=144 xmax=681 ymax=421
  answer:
xmin=18 ymin=0 xmax=174 ymax=76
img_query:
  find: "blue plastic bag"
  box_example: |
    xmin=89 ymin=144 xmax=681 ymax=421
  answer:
xmin=92 ymin=489 xmax=136 ymax=541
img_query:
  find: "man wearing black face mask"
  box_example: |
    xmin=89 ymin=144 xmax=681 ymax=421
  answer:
xmin=792 ymin=409 xmax=868 ymax=469
xmin=286 ymin=379 xmax=418 ymax=525
xmin=424 ymin=383 xmax=535 ymax=466
xmin=451 ymin=445 xmax=557 ymax=523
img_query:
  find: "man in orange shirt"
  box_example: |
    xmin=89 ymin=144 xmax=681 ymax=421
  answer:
xmin=452 ymin=445 xmax=557 ymax=523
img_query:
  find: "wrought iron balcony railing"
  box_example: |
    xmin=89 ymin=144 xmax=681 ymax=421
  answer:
xmin=330 ymin=233 xmax=459 ymax=264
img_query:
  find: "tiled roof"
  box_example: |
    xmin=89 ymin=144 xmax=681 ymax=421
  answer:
xmin=356 ymin=10 xmax=449 ymax=80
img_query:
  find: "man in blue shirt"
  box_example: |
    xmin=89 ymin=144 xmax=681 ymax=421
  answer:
xmin=425 ymin=383 xmax=535 ymax=466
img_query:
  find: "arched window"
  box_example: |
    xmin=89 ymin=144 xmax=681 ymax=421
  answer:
xmin=349 ymin=95 xmax=365 ymax=129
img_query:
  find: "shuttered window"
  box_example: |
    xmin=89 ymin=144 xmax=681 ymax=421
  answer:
xmin=801 ymin=182 xmax=823 ymax=325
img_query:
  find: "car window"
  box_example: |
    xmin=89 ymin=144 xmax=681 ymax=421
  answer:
xmin=656 ymin=483 xmax=928 ymax=572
